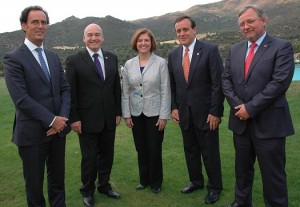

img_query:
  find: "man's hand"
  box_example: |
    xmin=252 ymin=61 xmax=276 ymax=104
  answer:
xmin=207 ymin=114 xmax=220 ymax=130
xmin=235 ymin=104 xmax=250 ymax=121
xmin=47 ymin=116 xmax=68 ymax=136
xmin=171 ymin=109 xmax=180 ymax=124
xmin=71 ymin=121 xmax=82 ymax=134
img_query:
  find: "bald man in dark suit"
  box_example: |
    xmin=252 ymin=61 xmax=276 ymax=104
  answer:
xmin=66 ymin=23 xmax=122 ymax=207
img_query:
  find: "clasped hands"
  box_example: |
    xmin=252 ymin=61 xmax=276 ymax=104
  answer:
xmin=235 ymin=104 xmax=250 ymax=121
xmin=46 ymin=116 xmax=68 ymax=136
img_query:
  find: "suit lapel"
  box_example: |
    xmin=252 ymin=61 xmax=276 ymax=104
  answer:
xmin=102 ymin=51 xmax=111 ymax=81
xmin=246 ymin=35 xmax=272 ymax=81
xmin=239 ymin=42 xmax=248 ymax=81
xmin=173 ymin=47 xmax=186 ymax=85
xmin=142 ymin=53 xmax=156 ymax=75
xmin=189 ymin=40 xmax=202 ymax=85
xmin=81 ymin=50 xmax=104 ymax=83
xmin=21 ymin=44 xmax=51 ymax=87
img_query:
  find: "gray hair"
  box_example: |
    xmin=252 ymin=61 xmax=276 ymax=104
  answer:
xmin=238 ymin=4 xmax=266 ymax=19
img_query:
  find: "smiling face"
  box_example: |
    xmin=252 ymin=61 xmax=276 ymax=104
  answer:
xmin=83 ymin=23 xmax=104 ymax=52
xmin=136 ymin=33 xmax=152 ymax=55
xmin=175 ymin=18 xmax=196 ymax=47
xmin=239 ymin=8 xmax=266 ymax=43
xmin=21 ymin=10 xmax=48 ymax=46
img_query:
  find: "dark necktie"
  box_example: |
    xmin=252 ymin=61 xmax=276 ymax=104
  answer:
xmin=244 ymin=43 xmax=257 ymax=79
xmin=183 ymin=47 xmax=190 ymax=82
xmin=92 ymin=53 xmax=104 ymax=81
xmin=35 ymin=48 xmax=50 ymax=81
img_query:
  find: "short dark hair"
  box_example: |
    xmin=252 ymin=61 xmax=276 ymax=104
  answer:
xmin=174 ymin=16 xmax=196 ymax=28
xmin=131 ymin=28 xmax=157 ymax=52
xmin=20 ymin=5 xmax=50 ymax=25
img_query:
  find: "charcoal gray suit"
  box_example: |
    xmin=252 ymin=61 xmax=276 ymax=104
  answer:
xmin=222 ymin=33 xmax=294 ymax=206
xmin=168 ymin=39 xmax=224 ymax=193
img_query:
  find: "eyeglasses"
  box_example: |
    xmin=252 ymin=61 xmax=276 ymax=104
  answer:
xmin=30 ymin=20 xmax=48 ymax=26
xmin=239 ymin=18 xmax=258 ymax=28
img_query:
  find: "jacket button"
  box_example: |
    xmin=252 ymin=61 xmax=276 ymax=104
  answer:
xmin=141 ymin=95 xmax=143 ymax=97
xmin=140 ymin=83 xmax=142 ymax=86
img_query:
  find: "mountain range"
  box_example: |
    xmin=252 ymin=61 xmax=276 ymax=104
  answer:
xmin=0 ymin=0 xmax=299 ymax=69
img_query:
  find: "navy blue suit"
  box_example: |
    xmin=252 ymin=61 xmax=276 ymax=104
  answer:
xmin=4 ymin=43 xmax=70 ymax=206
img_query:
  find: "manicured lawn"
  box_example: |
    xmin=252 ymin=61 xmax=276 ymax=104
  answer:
xmin=0 ymin=78 xmax=299 ymax=207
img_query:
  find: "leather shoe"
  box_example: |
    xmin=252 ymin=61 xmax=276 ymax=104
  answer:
xmin=204 ymin=192 xmax=219 ymax=204
xmin=181 ymin=182 xmax=203 ymax=194
xmin=83 ymin=196 xmax=94 ymax=207
xmin=225 ymin=202 xmax=253 ymax=207
xmin=100 ymin=189 xmax=120 ymax=199
xmin=151 ymin=187 xmax=161 ymax=193
xmin=136 ymin=184 xmax=147 ymax=190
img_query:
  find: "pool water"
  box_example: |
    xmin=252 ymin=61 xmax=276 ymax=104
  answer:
xmin=293 ymin=65 xmax=300 ymax=81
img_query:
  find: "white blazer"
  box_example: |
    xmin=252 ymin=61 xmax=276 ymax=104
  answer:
xmin=122 ymin=53 xmax=171 ymax=119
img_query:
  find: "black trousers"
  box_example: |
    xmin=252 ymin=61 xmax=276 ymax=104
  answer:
xmin=79 ymin=127 xmax=116 ymax=196
xmin=180 ymin=114 xmax=222 ymax=193
xmin=131 ymin=114 xmax=164 ymax=189
xmin=18 ymin=136 xmax=66 ymax=207
xmin=233 ymin=122 xmax=287 ymax=206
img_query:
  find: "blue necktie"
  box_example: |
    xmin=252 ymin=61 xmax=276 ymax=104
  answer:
xmin=92 ymin=53 xmax=104 ymax=81
xmin=35 ymin=48 xmax=50 ymax=81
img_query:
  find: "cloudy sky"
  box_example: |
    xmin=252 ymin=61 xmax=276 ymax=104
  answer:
xmin=0 ymin=0 xmax=222 ymax=33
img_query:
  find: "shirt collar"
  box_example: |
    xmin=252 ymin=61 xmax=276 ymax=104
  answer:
xmin=24 ymin=38 xmax=44 ymax=52
xmin=86 ymin=47 xmax=103 ymax=59
xmin=247 ymin=32 xmax=266 ymax=48
xmin=183 ymin=38 xmax=196 ymax=53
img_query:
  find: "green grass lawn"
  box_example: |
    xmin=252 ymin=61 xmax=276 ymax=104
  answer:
xmin=0 ymin=78 xmax=299 ymax=207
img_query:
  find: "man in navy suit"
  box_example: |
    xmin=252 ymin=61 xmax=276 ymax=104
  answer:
xmin=222 ymin=5 xmax=294 ymax=207
xmin=168 ymin=16 xmax=224 ymax=204
xmin=66 ymin=23 xmax=122 ymax=206
xmin=3 ymin=6 xmax=70 ymax=207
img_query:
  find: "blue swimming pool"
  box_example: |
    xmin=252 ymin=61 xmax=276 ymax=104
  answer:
xmin=293 ymin=65 xmax=300 ymax=81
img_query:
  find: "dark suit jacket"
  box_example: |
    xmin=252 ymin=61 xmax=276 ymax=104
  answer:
xmin=168 ymin=40 xmax=224 ymax=130
xmin=4 ymin=43 xmax=71 ymax=146
xmin=65 ymin=49 xmax=121 ymax=133
xmin=222 ymin=34 xmax=295 ymax=138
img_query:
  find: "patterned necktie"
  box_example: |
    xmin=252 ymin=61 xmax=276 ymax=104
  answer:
xmin=92 ymin=53 xmax=105 ymax=81
xmin=35 ymin=48 xmax=50 ymax=81
xmin=183 ymin=47 xmax=190 ymax=82
xmin=244 ymin=43 xmax=257 ymax=79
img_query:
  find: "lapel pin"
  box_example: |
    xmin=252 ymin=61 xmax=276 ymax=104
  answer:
xmin=264 ymin=44 xmax=267 ymax=47
xmin=105 ymin=56 xmax=108 ymax=59
xmin=197 ymin=53 xmax=199 ymax=55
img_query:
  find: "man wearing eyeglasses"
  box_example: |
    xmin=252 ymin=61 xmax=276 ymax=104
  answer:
xmin=222 ymin=4 xmax=295 ymax=207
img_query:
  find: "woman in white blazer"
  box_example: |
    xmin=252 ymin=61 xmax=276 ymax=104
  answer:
xmin=122 ymin=28 xmax=171 ymax=193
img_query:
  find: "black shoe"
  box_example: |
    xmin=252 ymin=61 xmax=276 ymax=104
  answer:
xmin=181 ymin=182 xmax=203 ymax=194
xmin=204 ymin=192 xmax=219 ymax=204
xmin=83 ymin=196 xmax=94 ymax=207
xmin=225 ymin=202 xmax=253 ymax=207
xmin=136 ymin=184 xmax=147 ymax=190
xmin=100 ymin=189 xmax=121 ymax=199
xmin=151 ymin=187 xmax=161 ymax=193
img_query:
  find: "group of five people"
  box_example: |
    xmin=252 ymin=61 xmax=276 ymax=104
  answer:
xmin=3 ymin=4 xmax=295 ymax=207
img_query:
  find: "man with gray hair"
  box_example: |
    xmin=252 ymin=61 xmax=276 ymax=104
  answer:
xmin=222 ymin=4 xmax=294 ymax=207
